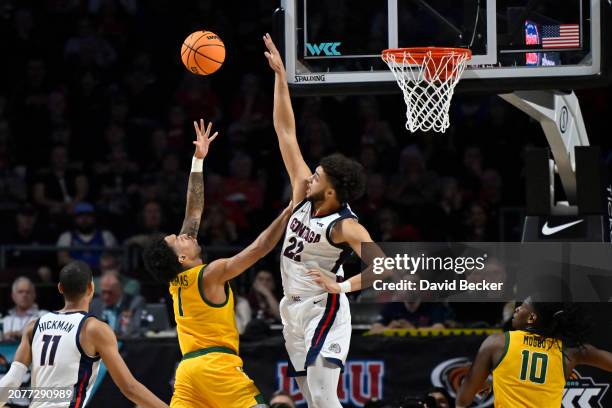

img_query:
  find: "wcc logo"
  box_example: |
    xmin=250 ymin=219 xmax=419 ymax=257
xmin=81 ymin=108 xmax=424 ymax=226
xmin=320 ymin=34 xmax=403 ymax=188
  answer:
xmin=276 ymin=360 xmax=384 ymax=407
xmin=306 ymin=42 xmax=342 ymax=56
xmin=563 ymin=370 xmax=609 ymax=407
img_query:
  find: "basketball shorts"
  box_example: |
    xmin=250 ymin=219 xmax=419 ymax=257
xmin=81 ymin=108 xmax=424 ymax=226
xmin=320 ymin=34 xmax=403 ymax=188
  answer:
xmin=171 ymin=347 xmax=265 ymax=408
xmin=280 ymin=292 xmax=351 ymax=376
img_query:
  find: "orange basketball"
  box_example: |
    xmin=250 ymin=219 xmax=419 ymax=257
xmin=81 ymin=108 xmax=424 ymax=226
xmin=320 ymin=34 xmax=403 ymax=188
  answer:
xmin=181 ymin=30 xmax=225 ymax=75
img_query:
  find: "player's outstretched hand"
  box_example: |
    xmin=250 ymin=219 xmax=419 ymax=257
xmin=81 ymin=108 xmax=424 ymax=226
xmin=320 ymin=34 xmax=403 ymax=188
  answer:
xmin=307 ymin=269 xmax=341 ymax=294
xmin=263 ymin=33 xmax=286 ymax=75
xmin=192 ymin=118 xmax=219 ymax=159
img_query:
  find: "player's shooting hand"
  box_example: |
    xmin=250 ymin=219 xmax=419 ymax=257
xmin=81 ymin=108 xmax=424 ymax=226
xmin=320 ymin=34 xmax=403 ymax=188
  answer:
xmin=307 ymin=269 xmax=341 ymax=294
xmin=192 ymin=118 xmax=219 ymax=159
xmin=263 ymin=33 xmax=286 ymax=74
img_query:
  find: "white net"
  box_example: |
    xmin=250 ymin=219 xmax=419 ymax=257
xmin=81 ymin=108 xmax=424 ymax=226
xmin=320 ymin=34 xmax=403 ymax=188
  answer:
xmin=382 ymin=48 xmax=471 ymax=133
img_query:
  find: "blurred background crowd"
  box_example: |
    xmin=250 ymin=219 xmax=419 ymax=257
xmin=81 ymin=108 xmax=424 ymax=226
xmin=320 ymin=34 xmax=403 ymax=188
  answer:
xmin=0 ymin=0 xmax=610 ymax=344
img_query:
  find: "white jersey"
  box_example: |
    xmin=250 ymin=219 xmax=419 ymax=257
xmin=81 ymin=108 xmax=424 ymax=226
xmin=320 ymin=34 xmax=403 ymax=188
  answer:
xmin=280 ymin=199 xmax=357 ymax=297
xmin=30 ymin=312 xmax=100 ymax=408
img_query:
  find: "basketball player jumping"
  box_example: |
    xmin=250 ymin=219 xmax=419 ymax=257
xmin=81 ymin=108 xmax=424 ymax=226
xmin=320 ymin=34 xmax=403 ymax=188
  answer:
xmin=457 ymin=298 xmax=612 ymax=408
xmin=144 ymin=119 xmax=292 ymax=408
xmin=264 ymin=34 xmax=376 ymax=408
xmin=0 ymin=261 xmax=168 ymax=408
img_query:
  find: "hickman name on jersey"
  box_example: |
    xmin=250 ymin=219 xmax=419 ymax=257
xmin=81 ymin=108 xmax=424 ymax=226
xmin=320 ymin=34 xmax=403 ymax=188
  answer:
xmin=280 ymin=199 xmax=357 ymax=297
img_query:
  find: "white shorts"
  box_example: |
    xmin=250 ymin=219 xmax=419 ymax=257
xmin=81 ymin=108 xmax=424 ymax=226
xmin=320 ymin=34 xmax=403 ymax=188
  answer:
xmin=280 ymin=292 xmax=351 ymax=377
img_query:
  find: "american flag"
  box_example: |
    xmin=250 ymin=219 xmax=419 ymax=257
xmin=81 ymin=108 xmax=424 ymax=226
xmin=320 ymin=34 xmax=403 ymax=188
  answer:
xmin=541 ymin=24 xmax=580 ymax=49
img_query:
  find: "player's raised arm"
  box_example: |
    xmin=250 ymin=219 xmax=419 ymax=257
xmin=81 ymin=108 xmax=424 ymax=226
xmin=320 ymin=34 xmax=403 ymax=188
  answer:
xmin=205 ymin=203 xmax=293 ymax=283
xmin=567 ymin=344 xmax=612 ymax=373
xmin=456 ymin=333 xmax=504 ymax=408
xmin=87 ymin=319 xmax=169 ymax=408
xmin=179 ymin=119 xmax=218 ymax=237
xmin=263 ymin=33 xmax=311 ymax=204
xmin=0 ymin=321 xmax=34 ymax=406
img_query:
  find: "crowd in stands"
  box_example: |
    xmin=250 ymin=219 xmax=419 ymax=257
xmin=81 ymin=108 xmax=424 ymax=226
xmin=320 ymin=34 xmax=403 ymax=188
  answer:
xmin=0 ymin=1 xmax=610 ymax=339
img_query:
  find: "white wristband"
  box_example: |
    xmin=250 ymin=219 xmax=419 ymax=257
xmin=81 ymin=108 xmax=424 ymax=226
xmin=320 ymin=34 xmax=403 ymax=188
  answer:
xmin=191 ymin=157 xmax=203 ymax=172
xmin=0 ymin=362 xmax=28 ymax=403
xmin=338 ymin=280 xmax=352 ymax=293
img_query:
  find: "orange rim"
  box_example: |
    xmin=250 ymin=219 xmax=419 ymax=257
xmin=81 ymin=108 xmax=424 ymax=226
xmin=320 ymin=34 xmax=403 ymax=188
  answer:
xmin=382 ymin=47 xmax=472 ymax=63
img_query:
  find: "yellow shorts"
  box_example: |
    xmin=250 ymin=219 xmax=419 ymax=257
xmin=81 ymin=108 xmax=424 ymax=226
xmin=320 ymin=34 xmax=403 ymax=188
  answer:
xmin=171 ymin=347 xmax=265 ymax=408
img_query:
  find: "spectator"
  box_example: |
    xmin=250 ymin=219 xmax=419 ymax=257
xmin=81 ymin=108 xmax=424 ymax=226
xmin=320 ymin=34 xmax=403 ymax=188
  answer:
xmin=90 ymin=271 xmax=145 ymax=337
xmin=2 ymin=277 xmax=47 ymax=342
xmin=420 ymin=177 xmax=463 ymax=241
xmin=357 ymin=97 xmax=397 ymax=155
xmin=64 ymin=17 xmax=117 ymax=68
xmin=230 ymin=73 xmax=270 ymax=132
xmin=374 ymin=208 xmax=420 ymax=242
xmin=387 ymin=145 xmax=438 ymax=208
xmin=355 ymin=174 xmax=388 ymax=222
xmin=94 ymin=253 xmax=141 ymax=297
xmin=269 ymin=390 xmax=296 ymax=408
xmin=199 ymin=204 xmax=238 ymax=245
xmin=479 ymin=169 xmax=502 ymax=207
xmin=2 ymin=204 xmax=53 ymax=282
xmin=155 ymin=152 xmax=188 ymax=219
xmin=94 ymin=147 xmax=139 ymax=220
xmin=166 ymin=105 xmax=189 ymax=150
xmin=146 ymin=127 xmax=169 ymax=170
xmin=359 ymin=143 xmax=381 ymax=173
xmin=459 ymin=146 xmax=484 ymax=199
xmin=0 ymin=121 xmax=28 ymax=211
xmin=221 ymin=152 xmax=264 ymax=224
xmin=234 ymin=293 xmax=252 ymax=335
xmin=301 ymin=119 xmax=334 ymax=167
xmin=462 ymin=202 xmax=495 ymax=241
xmin=425 ymin=387 xmax=451 ymax=408
xmin=247 ymin=270 xmax=280 ymax=322
xmin=56 ymin=202 xmax=118 ymax=268
xmin=369 ymin=300 xmax=454 ymax=333
xmin=175 ymin=73 xmax=222 ymax=123
xmin=32 ymin=145 xmax=89 ymax=217
xmin=124 ymin=200 xmax=167 ymax=247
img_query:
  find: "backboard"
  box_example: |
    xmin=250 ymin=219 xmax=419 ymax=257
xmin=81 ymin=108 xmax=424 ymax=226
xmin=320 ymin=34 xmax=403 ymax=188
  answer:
xmin=278 ymin=0 xmax=611 ymax=94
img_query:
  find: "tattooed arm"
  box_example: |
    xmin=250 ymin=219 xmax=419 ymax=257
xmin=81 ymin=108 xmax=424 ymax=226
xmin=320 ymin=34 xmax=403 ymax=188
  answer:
xmin=179 ymin=119 xmax=218 ymax=237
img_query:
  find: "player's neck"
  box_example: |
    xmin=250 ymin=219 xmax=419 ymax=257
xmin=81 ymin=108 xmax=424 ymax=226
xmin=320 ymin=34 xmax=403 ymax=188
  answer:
xmin=182 ymin=258 xmax=204 ymax=270
xmin=312 ymin=198 xmax=341 ymax=217
xmin=60 ymin=299 xmax=90 ymax=313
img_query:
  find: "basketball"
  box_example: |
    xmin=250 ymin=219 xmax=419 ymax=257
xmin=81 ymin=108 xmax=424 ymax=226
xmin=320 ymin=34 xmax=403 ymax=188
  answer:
xmin=181 ymin=30 xmax=225 ymax=75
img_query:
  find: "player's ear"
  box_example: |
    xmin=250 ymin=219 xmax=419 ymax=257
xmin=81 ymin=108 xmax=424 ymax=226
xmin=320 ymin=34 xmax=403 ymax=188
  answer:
xmin=326 ymin=187 xmax=336 ymax=200
xmin=58 ymin=283 xmax=64 ymax=295
xmin=528 ymin=312 xmax=537 ymax=325
xmin=177 ymin=254 xmax=187 ymax=265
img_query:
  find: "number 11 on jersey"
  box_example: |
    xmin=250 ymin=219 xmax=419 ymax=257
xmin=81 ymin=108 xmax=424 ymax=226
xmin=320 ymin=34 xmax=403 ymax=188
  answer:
xmin=40 ymin=335 xmax=62 ymax=366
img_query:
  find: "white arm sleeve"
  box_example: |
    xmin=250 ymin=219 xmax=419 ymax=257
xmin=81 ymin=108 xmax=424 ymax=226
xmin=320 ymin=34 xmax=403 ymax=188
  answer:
xmin=0 ymin=362 xmax=28 ymax=405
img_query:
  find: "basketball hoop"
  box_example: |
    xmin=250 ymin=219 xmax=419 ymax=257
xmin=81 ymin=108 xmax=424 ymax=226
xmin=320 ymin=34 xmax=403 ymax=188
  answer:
xmin=382 ymin=47 xmax=472 ymax=133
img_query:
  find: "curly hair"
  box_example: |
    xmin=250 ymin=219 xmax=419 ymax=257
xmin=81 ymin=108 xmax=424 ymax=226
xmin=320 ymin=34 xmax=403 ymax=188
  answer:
xmin=143 ymin=238 xmax=182 ymax=282
xmin=320 ymin=153 xmax=366 ymax=203
xmin=531 ymin=302 xmax=591 ymax=349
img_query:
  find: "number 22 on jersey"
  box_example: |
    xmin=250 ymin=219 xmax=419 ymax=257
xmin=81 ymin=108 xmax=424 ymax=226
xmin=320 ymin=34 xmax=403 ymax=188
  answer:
xmin=283 ymin=237 xmax=304 ymax=261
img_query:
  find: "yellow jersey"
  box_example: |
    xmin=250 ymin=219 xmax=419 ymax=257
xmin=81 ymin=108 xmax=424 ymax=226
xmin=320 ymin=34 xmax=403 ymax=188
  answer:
xmin=168 ymin=264 xmax=239 ymax=355
xmin=493 ymin=330 xmax=567 ymax=408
